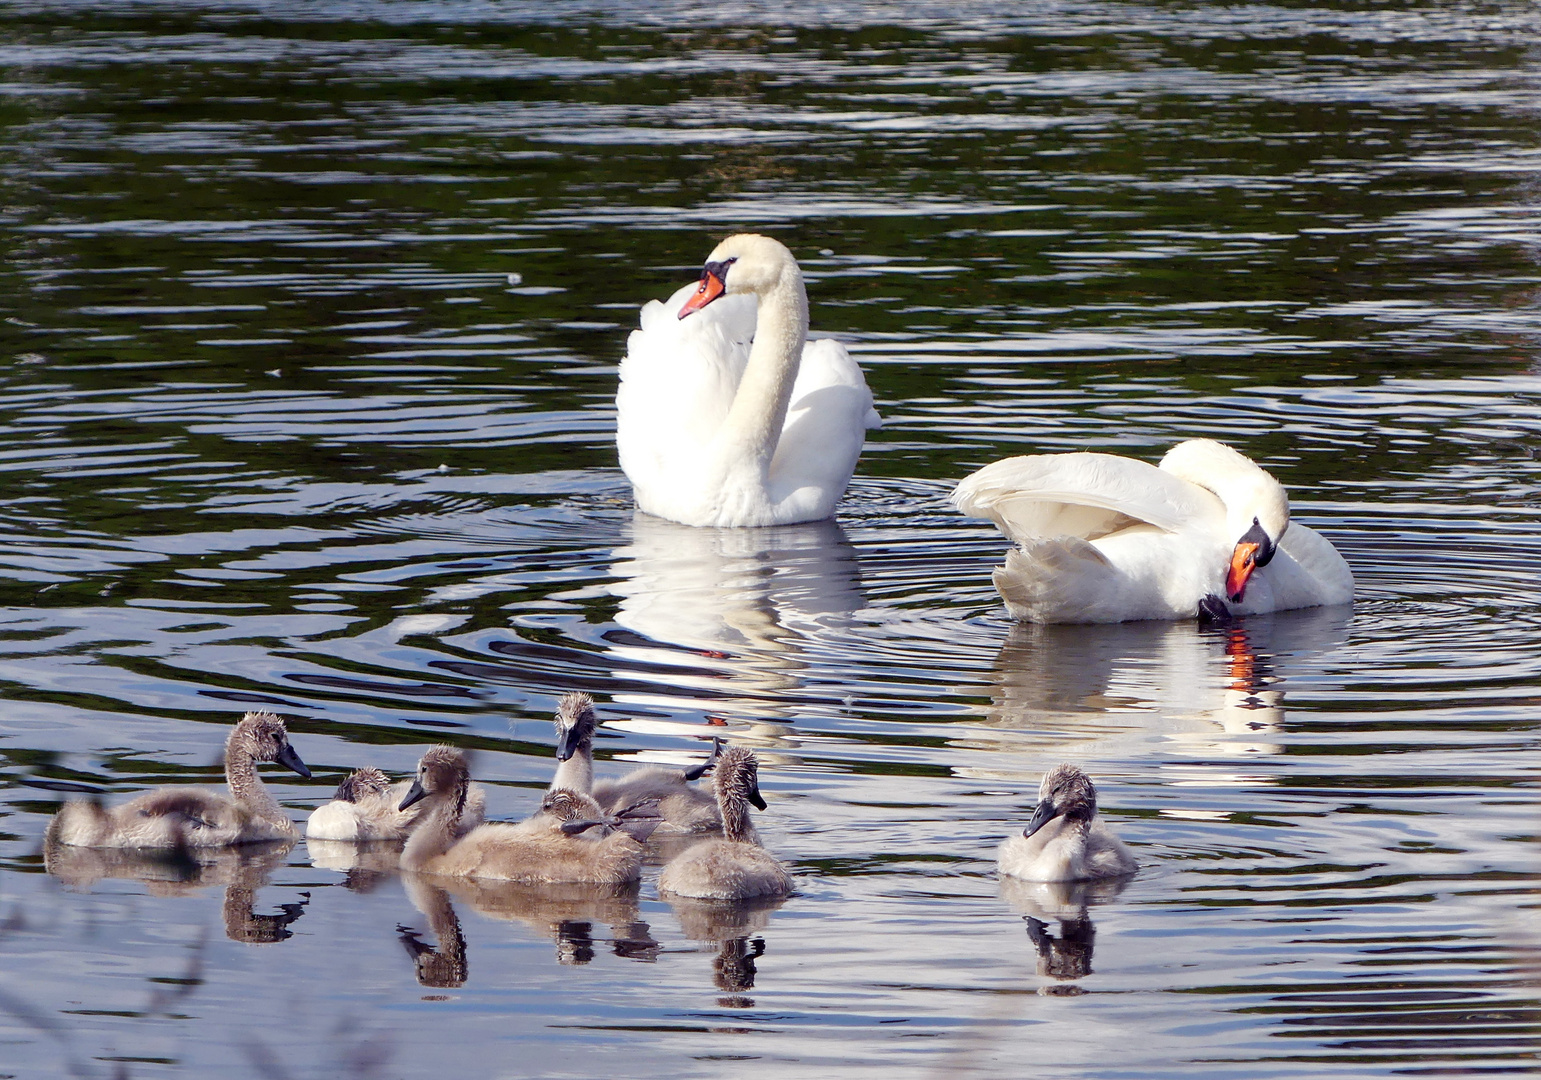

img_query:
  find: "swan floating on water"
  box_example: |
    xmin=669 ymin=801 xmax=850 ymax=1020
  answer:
xmin=657 ymin=746 xmax=792 ymax=901
xmin=617 ymin=233 xmax=880 ymax=528
xmin=305 ymin=765 xmax=486 ymax=842
xmin=48 ymin=711 xmax=311 ymax=849
xmin=997 ymin=764 xmax=1138 ymax=883
xmin=953 ymin=438 xmax=1354 ymax=624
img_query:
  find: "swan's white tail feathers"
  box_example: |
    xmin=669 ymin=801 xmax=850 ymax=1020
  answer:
xmin=993 ymin=537 xmax=1118 ymax=623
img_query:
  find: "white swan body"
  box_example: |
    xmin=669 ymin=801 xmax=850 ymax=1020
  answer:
xmin=998 ymin=764 xmax=1137 ymax=883
xmin=617 ymin=233 xmax=880 ymax=527
xmin=953 ymin=438 xmax=1353 ymax=624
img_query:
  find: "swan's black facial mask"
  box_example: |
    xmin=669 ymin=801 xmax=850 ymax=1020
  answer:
xmin=1226 ymin=517 xmax=1277 ymax=602
xmin=1245 ymin=518 xmax=1277 ymax=567
xmin=677 ymin=256 xmax=738 ymax=319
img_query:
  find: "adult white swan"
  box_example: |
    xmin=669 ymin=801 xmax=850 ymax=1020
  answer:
xmin=952 ymin=438 xmax=1353 ymax=624
xmin=616 ymin=234 xmax=880 ymax=527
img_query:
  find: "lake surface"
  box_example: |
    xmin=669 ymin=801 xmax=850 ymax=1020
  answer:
xmin=1 ymin=1 xmax=1539 ymax=1077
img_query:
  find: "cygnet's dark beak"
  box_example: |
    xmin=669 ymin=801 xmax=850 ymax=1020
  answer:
xmin=399 ymin=778 xmax=428 ymax=811
xmin=560 ymin=818 xmax=606 ymax=836
xmin=554 ymin=725 xmax=577 ymax=762
xmin=746 ymin=776 xmax=768 ymax=812
xmin=275 ymin=742 xmax=311 ymax=779
xmin=1023 ymin=799 xmax=1059 ymax=839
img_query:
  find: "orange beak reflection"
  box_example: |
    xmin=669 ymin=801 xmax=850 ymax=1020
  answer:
xmin=1226 ymin=541 xmax=1261 ymax=602
xmin=678 ymin=271 xmax=726 ymax=319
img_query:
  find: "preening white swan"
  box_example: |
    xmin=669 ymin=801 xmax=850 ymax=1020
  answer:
xmin=953 ymin=438 xmax=1353 ymax=624
xmin=616 ymin=234 xmax=881 ymax=527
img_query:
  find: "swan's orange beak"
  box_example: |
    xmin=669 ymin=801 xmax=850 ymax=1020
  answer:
xmin=678 ymin=270 xmax=725 ymax=319
xmin=1226 ymin=541 xmax=1261 ymax=602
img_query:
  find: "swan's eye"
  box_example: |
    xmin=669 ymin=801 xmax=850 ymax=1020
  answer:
xmin=703 ymin=256 xmax=737 ymax=282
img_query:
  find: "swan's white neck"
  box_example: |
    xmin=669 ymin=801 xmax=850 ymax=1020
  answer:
xmin=1159 ymin=439 xmax=1289 ymax=540
xmin=713 ymin=268 xmax=807 ymax=483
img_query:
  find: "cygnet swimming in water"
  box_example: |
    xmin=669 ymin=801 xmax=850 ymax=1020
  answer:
xmin=656 ymin=746 xmax=790 ymax=901
xmin=305 ymin=765 xmax=486 ymax=842
xmin=47 ymin=711 xmax=311 ymax=849
xmin=397 ymin=746 xmax=656 ymax=885
xmin=997 ymin=763 xmax=1137 ymax=882
xmin=551 ymin=692 xmax=722 ymax=836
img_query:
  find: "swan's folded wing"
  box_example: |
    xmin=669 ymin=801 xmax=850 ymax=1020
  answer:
xmin=765 ymin=337 xmax=879 ymax=510
xmin=792 ymin=338 xmax=881 ymax=431
xmin=618 ymin=284 xmax=758 ymax=490
xmin=952 ymin=452 xmax=1223 ymax=543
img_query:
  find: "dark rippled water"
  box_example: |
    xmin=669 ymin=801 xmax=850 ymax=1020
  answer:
xmin=2 ymin=2 xmax=1539 ymax=1077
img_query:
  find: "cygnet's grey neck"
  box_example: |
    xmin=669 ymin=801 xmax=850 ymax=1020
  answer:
xmin=225 ymin=729 xmax=285 ymax=828
xmin=401 ymin=780 xmax=465 ymax=870
xmin=550 ymin=741 xmax=593 ymax=793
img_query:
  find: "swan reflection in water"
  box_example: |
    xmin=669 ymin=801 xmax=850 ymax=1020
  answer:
xmin=43 ymin=836 xmax=308 ymax=944
xmin=999 ymin=877 xmax=1132 ymax=994
xmin=664 ymin=894 xmax=788 ymax=1009
xmin=964 ymin=605 xmax=1353 ymax=772
xmin=605 ymin=514 xmax=868 ymax=760
xmin=396 ymin=874 xmax=659 ymax=987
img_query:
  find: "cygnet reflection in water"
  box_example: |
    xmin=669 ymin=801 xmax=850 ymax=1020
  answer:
xmin=399 ymin=874 xmax=657 ymax=979
xmin=607 ymin=514 xmax=864 ymax=720
xmin=44 ymin=836 xmax=308 ymax=944
xmin=999 ymin=876 xmax=1133 ymax=990
xmin=306 ymin=837 xmax=408 ymax=893
xmin=665 ymin=893 xmax=788 ymax=1008
xmin=397 ymin=876 xmax=469 ymax=989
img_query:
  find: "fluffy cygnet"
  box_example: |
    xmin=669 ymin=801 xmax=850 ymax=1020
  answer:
xmin=997 ymin=763 xmax=1138 ymax=883
xmin=48 ymin=711 xmax=310 ymax=849
xmin=397 ymin=746 xmax=652 ymax=886
xmin=551 ymin=692 xmax=722 ymax=835
xmin=656 ymin=746 xmax=790 ymax=901
xmin=305 ymin=765 xmax=485 ymax=842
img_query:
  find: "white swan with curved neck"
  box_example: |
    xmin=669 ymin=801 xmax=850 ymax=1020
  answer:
xmin=953 ymin=438 xmax=1353 ymax=624
xmin=617 ymin=234 xmax=880 ymax=528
